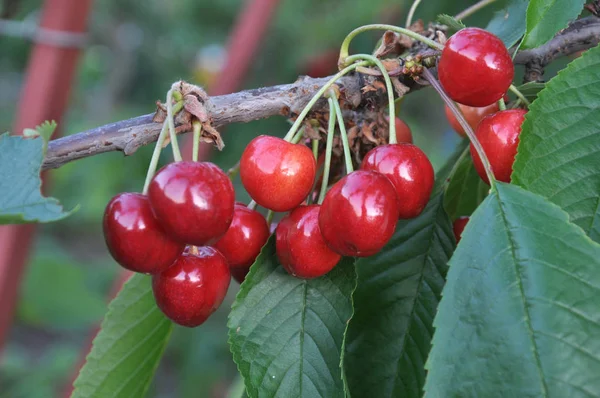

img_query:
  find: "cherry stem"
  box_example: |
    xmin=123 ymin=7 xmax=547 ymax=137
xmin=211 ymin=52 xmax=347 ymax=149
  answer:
xmin=454 ymin=0 xmax=497 ymax=21
xmin=291 ymin=128 xmax=305 ymax=144
xmin=509 ymin=84 xmax=531 ymax=107
xmin=166 ymin=88 xmax=183 ymax=162
xmin=498 ymin=97 xmax=507 ymax=111
xmin=227 ymin=161 xmax=240 ymax=180
xmin=338 ymin=24 xmax=444 ymax=66
xmin=266 ymin=210 xmax=274 ymax=226
xmin=247 ymin=200 xmax=257 ymax=211
xmin=329 ymin=92 xmax=354 ymax=174
xmin=347 ymin=54 xmax=397 ymax=144
xmin=192 ymin=121 xmax=202 ymax=162
xmin=142 ymin=119 xmax=169 ymax=194
xmin=405 ymin=0 xmax=422 ymax=27
xmin=312 ymin=139 xmax=319 ymax=160
xmin=422 ymin=68 xmax=496 ymax=187
xmin=317 ymin=97 xmax=338 ymax=205
xmin=283 ymin=61 xmax=370 ymax=142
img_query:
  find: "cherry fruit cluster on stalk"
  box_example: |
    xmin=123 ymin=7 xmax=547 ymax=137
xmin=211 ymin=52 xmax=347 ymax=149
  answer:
xmin=102 ymin=22 xmax=529 ymax=327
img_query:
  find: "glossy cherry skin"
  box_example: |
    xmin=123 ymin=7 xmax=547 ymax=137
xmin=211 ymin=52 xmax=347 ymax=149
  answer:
xmin=470 ymin=109 xmax=527 ymax=184
xmin=214 ymin=203 xmax=270 ymax=283
xmin=453 ymin=217 xmax=469 ymax=244
xmin=152 ymin=247 xmax=231 ymax=327
xmin=103 ymin=193 xmax=184 ymax=274
xmin=148 ymin=161 xmax=235 ymax=246
xmin=438 ymin=28 xmax=514 ymax=107
xmin=319 ymin=170 xmax=399 ymax=257
xmin=276 ymin=205 xmax=341 ymax=279
xmin=240 ymin=135 xmax=317 ymax=212
xmin=361 ymin=144 xmax=434 ymax=219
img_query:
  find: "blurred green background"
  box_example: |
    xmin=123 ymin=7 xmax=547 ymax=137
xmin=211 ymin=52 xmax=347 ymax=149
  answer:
xmin=0 ymin=0 xmax=553 ymax=397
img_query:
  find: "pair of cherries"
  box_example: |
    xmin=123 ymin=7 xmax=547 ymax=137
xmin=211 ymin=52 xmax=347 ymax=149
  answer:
xmin=103 ymin=161 xmax=270 ymax=327
xmin=240 ymin=128 xmax=434 ymax=279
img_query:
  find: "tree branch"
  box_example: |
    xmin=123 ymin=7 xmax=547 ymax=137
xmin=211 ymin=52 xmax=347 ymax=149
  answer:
xmin=43 ymin=16 xmax=600 ymax=170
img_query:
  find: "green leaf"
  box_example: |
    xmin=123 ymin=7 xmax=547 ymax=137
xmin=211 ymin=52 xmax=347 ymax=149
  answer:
xmin=72 ymin=274 xmax=173 ymax=398
xmin=436 ymin=14 xmax=465 ymax=32
xmin=443 ymin=146 xmax=489 ymax=220
xmin=485 ymin=0 xmax=528 ymax=48
xmin=522 ymin=0 xmax=585 ymax=49
xmin=344 ymin=190 xmax=454 ymax=398
xmin=514 ymin=82 xmax=546 ymax=102
xmin=0 ymin=133 xmax=75 ymax=224
xmin=228 ymin=239 xmax=356 ymax=398
xmin=23 ymin=120 xmax=57 ymax=154
xmin=425 ymin=182 xmax=600 ymax=397
xmin=512 ymin=44 xmax=600 ymax=242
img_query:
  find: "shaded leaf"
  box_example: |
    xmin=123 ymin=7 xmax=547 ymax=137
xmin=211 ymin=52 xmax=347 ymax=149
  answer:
xmin=522 ymin=0 xmax=585 ymax=49
xmin=72 ymin=274 xmax=173 ymax=398
xmin=23 ymin=120 xmax=56 ymax=154
xmin=425 ymin=183 xmax=600 ymax=397
xmin=436 ymin=14 xmax=465 ymax=32
xmin=228 ymin=240 xmax=356 ymax=398
xmin=514 ymin=82 xmax=545 ymax=102
xmin=485 ymin=0 xmax=528 ymax=48
xmin=512 ymin=44 xmax=600 ymax=241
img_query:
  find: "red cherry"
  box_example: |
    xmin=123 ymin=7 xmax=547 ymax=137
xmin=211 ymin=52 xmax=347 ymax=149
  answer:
xmin=438 ymin=28 xmax=514 ymax=107
xmin=386 ymin=116 xmax=413 ymax=144
xmin=214 ymin=203 xmax=270 ymax=283
xmin=240 ymin=135 xmax=317 ymax=211
xmin=453 ymin=217 xmax=469 ymax=243
xmin=276 ymin=205 xmax=341 ymax=279
xmin=103 ymin=193 xmax=184 ymax=274
xmin=148 ymin=161 xmax=235 ymax=246
xmin=444 ymin=102 xmax=500 ymax=137
xmin=152 ymin=247 xmax=231 ymax=327
xmin=319 ymin=170 xmax=399 ymax=257
xmin=470 ymin=109 xmax=527 ymax=184
xmin=361 ymin=144 xmax=434 ymax=219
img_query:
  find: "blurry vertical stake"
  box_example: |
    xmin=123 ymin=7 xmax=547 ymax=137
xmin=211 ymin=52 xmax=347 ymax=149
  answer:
xmin=181 ymin=0 xmax=281 ymax=160
xmin=0 ymin=0 xmax=93 ymax=351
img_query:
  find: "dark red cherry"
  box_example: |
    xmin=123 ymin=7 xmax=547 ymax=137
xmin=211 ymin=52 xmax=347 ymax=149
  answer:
xmin=438 ymin=27 xmax=514 ymax=107
xmin=470 ymin=109 xmax=527 ymax=184
xmin=240 ymin=135 xmax=317 ymax=211
xmin=214 ymin=203 xmax=270 ymax=284
xmin=361 ymin=144 xmax=434 ymax=219
xmin=319 ymin=170 xmax=399 ymax=257
xmin=445 ymin=102 xmax=500 ymax=137
xmin=152 ymin=247 xmax=231 ymax=327
xmin=103 ymin=193 xmax=184 ymax=274
xmin=276 ymin=205 xmax=341 ymax=279
xmin=453 ymin=217 xmax=469 ymax=243
xmin=148 ymin=161 xmax=235 ymax=246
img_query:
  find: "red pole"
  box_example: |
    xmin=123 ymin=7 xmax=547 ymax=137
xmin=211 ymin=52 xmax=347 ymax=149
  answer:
xmin=0 ymin=0 xmax=94 ymax=352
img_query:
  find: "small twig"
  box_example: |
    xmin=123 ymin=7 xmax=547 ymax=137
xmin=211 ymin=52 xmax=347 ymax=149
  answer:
xmin=454 ymin=0 xmax=498 ymax=21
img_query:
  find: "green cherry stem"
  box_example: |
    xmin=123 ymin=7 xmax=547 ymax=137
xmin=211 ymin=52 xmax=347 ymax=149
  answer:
xmin=405 ymin=0 xmax=423 ymax=27
xmin=339 ymin=24 xmax=444 ymax=66
xmin=509 ymin=84 xmax=531 ymax=107
xmin=329 ymin=92 xmax=354 ymax=174
xmin=312 ymin=139 xmax=319 ymax=160
xmin=142 ymin=119 xmax=169 ymax=194
xmin=422 ymin=68 xmax=496 ymax=188
xmin=317 ymin=97 xmax=338 ymax=205
xmin=247 ymin=200 xmax=257 ymax=211
xmin=283 ymin=61 xmax=370 ymax=142
xmin=192 ymin=121 xmax=202 ymax=162
xmin=346 ymin=54 xmax=397 ymax=143
xmin=166 ymin=88 xmax=183 ymax=162
xmin=454 ymin=0 xmax=498 ymax=20
xmin=498 ymin=97 xmax=507 ymax=111
xmin=266 ymin=210 xmax=274 ymax=226
xmin=291 ymin=128 xmax=305 ymax=144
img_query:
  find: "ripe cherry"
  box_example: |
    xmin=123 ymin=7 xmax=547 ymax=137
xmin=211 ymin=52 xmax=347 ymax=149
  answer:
xmin=438 ymin=27 xmax=514 ymax=107
xmin=103 ymin=193 xmax=184 ymax=274
xmin=240 ymin=135 xmax=317 ymax=212
xmin=361 ymin=143 xmax=434 ymax=219
xmin=453 ymin=217 xmax=469 ymax=243
xmin=386 ymin=116 xmax=413 ymax=143
xmin=214 ymin=203 xmax=270 ymax=284
xmin=152 ymin=247 xmax=231 ymax=327
xmin=319 ymin=170 xmax=399 ymax=257
xmin=148 ymin=161 xmax=235 ymax=246
xmin=276 ymin=205 xmax=341 ymax=279
xmin=444 ymin=102 xmax=500 ymax=137
xmin=470 ymin=109 xmax=527 ymax=184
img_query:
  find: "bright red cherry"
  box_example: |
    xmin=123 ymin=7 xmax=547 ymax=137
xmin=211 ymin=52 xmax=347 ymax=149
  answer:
xmin=438 ymin=28 xmax=514 ymax=107
xmin=453 ymin=217 xmax=469 ymax=243
xmin=214 ymin=203 xmax=270 ymax=284
xmin=152 ymin=247 xmax=231 ymax=327
xmin=385 ymin=116 xmax=413 ymax=143
xmin=361 ymin=144 xmax=434 ymax=219
xmin=240 ymin=135 xmax=317 ymax=212
xmin=276 ymin=205 xmax=341 ymax=279
xmin=319 ymin=170 xmax=399 ymax=257
xmin=103 ymin=193 xmax=184 ymax=274
xmin=470 ymin=109 xmax=527 ymax=184
xmin=148 ymin=161 xmax=235 ymax=246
